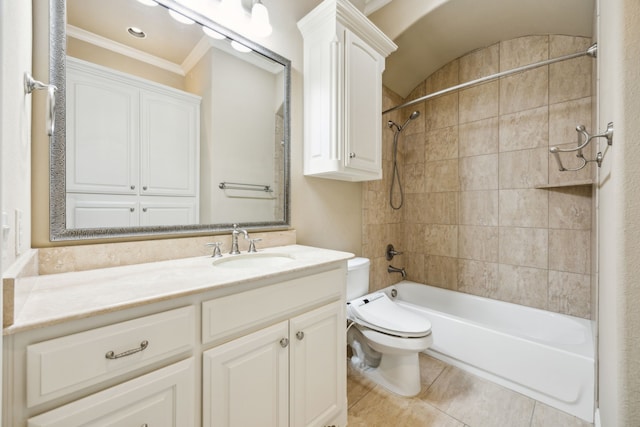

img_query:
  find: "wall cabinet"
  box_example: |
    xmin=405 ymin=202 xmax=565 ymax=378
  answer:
xmin=3 ymin=263 xmax=348 ymax=427
xmin=298 ymin=0 xmax=396 ymax=181
xmin=65 ymin=57 xmax=200 ymax=227
xmin=203 ymin=301 xmax=343 ymax=427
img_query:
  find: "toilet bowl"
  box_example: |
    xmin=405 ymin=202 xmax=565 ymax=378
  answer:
xmin=346 ymin=258 xmax=432 ymax=397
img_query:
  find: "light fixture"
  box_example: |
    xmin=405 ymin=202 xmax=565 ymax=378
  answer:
xmin=251 ymin=0 xmax=272 ymax=37
xmin=127 ymin=27 xmax=147 ymax=39
xmin=230 ymin=40 xmax=252 ymax=53
xmin=168 ymin=9 xmax=196 ymax=25
xmin=136 ymin=0 xmax=158 ymax=6
xmin=202 ymin=26 xmax=226 ymax=40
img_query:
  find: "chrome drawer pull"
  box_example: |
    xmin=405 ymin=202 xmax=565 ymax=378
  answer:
xmin=105 ymin=340 xmax=149 ymax=360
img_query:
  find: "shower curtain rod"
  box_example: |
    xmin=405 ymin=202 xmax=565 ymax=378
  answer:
xmin=382 ymin=43 xmax=597 ymax=115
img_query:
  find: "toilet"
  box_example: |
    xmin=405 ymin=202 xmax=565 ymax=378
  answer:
xmin=346 ymin=258 xmax=433 ymax=397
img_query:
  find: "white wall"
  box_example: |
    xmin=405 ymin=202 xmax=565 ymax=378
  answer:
xmin=1 ymin=1 xmax=32 ymax=270
xmin=597 ymin=0 xmax=640 ymax=425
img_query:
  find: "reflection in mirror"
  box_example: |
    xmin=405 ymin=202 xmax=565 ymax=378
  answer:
xmin=49 ymin=0 xmax=290 ymax=240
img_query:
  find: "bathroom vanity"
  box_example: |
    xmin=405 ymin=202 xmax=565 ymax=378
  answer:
xmin=3 ymin=245 xmax=351 ymax=427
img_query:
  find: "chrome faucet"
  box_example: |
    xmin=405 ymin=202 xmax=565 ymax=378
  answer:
xmin=388 ymin=265 xmax=406 ymax=279
xmin=230 ymin=224 xmax=249 ymax=255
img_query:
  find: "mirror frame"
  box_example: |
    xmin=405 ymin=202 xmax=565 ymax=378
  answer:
xmin=49 ymin=0 xmax=291 ymax=241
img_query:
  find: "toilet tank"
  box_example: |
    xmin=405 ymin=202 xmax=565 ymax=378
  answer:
xmin=346 ymin=257 xmax=370 ymax=301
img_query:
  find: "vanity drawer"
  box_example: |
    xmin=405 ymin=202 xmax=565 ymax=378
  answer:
xmin=26 ymin=306 xmax=195 ymax=408
xmin=202 ymin=267 xmax=345 ymax=345
xmin=28 ymin=358 xmax=195 ymax=427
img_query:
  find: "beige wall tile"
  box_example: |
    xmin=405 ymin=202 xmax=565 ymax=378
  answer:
xmin=500 ymin=35 xmax=549 ymax=70
xmin=426 ymin=255 xmax=458 ymax=290
xmin=549 ymin=186 xmax=592 ymax=230
xmin=402 ymin=131 xmax=425 ymax=165
xmin=548 ymin=270 xmax=591 ymax=318
xmin=424 ymin=224 xmax=458 ymax=257
xmin=457 ymin=259 xmax=499 ymax=297
xmin=459 ymin=190 xmax=499 ymax=226
xmin=427 ymin=60 xmax=460 ymax=92
xmin=499 ymin=106 xmax=549 ymax=152
xmin=426 ymin=93 xmax=459 ymax=131
xmin=496 ymin=264 xmax=548 ymax=309
xmin=425 ymin=126 xmax=458 ymax=161
xmin=499 ymin=227 xmax=548 ymax=269
xmin=499 ymin=147 xmax=548 ymax=189
xmin=549 ymin=97 xmax=592 ymax=145
xmin=549 ymin=229 xmax=590 ymax=274
xmin=425 ymin=192 xmax=458 ymax=225
xmin=405 ymin=252 xmax=426 ymax=284
xmin=459 ymin=154 xmax=499 ymax=190
xmin=459 ymin=81 xmax=499 ymax=124
xmin=403 ymin=163 xmax=426 ymax=194
xmin=405 ymin=223 xmax=427 ymax=253
xmin=459 ymin=117 xmax=499 ymax=157
xmin=500 ymin=67 xmax=549 ymax=115
xmin=460 ymin=43 xmax=499 ymax=82
xmin=458 ymin=225 xmax=499 ymax=262
xmin=404 ymin=193 xmax=427 ymax=224
xmin=499 ymin=189 xmax=549 ymax=228
xmin=549 ymin=36 xmax=592 ymax=104
xmin=425 ymin=159 xmax=460 ymax=192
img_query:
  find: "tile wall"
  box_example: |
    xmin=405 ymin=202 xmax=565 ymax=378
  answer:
xmin=363 ymin=35 xmax=594 ymax=318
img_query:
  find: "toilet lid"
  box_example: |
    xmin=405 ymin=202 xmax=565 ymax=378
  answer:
xmin=348 ymin=292 xmax=432 ymax=338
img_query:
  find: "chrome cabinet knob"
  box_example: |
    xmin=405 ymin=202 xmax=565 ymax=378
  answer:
xmin=280 ymin=338 xmax=289 ymax=348
xmin=349 ymin=152 xmax=356 ymax=158
xmin=296 ymin=331 xmax=304 ymax=340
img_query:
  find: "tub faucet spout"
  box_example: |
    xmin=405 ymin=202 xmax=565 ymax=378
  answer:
xmin=388 ymin=265 xmax=406 ymax=279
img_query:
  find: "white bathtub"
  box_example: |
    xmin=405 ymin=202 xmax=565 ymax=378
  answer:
xmin=384 ymin=281 xmax=595 ymax=422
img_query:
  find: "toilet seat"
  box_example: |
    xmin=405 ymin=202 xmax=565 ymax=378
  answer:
xmin=348 ymin=292 xmax=432 ymax=338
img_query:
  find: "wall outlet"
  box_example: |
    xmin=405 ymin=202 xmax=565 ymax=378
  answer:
xmin=15 ymin=209 xmax=24 ymax=256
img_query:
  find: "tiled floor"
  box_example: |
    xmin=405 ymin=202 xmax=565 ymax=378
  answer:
xmin=346 ymin=353 xmax=594 ymax=427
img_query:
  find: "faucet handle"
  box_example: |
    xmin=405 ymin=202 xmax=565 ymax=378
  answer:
xmin=248 ymin=238 xmax=263 ymax=253
xmin=205 ymin=242 xmax=223 ymax=257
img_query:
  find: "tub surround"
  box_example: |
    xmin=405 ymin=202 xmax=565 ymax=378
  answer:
xmin=4 ymin=243 xmax=351 ymax=334
xmin=365 ymin=35 xmax=595 ymax=319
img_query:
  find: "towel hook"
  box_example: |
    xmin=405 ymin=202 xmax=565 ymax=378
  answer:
xmin=550 ymin=122 xmax=613 ymax=171
xmin=24 ymin=72 xmax=57 ymax=136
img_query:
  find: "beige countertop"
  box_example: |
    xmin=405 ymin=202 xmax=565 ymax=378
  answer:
xmin=4 ymin=245 xmax=353 ymax=335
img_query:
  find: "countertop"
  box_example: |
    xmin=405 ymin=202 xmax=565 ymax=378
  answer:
xmin=4 ymin=245 xmax=353 ymax=335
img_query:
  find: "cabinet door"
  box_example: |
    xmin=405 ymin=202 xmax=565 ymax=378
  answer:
xmin=66 ymin=62 xmax=139 ymax=195
xmin=141 ymin=91 xmax=199 ymax=197
xmin=27 ymin=358 xmax=195 ymax=427
xmin=203 ymin=321 xmax=289 ymax=427
xmin=290 ymin=301 xmax=346 ymax=427
xmin=66 ymin=193 xmax=139 ymax=229
xmin=343 ymin=29 xmax=384 ymax=176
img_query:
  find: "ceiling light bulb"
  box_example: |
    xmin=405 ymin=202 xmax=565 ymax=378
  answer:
xmin=251 ymin=0 xmax=272 ymax=37
xmin=168 ymin=9 xmax=195 ymax=25
xmin=136 ymin=0 xmax=158 ymax=6
xmin=203 ymin=26 xmax=226 ymax=40
xmin=230 ymin=40 xmax=252 ymax=53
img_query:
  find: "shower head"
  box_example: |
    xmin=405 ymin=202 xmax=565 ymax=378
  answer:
xmin=388 ymin=111 xmax=420 ymax=133
xmin=400 ymin=111 xmax=420 ymax=129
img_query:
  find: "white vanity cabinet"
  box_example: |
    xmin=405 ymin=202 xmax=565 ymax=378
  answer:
xmin=3 ymin=254 xmax=349 ymax=427
xmin=203 ymin=302 xmax=343 ymax=427
xmin=297 ymin=0 xmax=396 ymax=182
xmin=65 ymin=57 xmax=200 ymax=227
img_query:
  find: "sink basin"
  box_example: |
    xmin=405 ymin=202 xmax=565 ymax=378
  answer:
xmin=212 ymin=253 xmax=296 ymax=269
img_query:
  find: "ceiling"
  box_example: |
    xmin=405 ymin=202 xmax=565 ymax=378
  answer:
xmin=68 ymin=0 xmax=596 ymax=99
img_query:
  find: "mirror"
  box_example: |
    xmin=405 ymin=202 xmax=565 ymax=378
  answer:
xmin=49 ymin=0 xmax=290 ymax=241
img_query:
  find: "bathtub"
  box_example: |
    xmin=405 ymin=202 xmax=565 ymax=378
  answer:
xmin=384 ymin=281 xmax=594 ymax=422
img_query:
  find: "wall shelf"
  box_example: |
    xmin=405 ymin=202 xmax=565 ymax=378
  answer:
xmin=535 ymin=180 xmax=593 ymax=189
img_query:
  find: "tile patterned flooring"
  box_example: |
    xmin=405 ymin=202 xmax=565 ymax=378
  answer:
xmin=346 ymin=354 xmax=593 ymax=427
